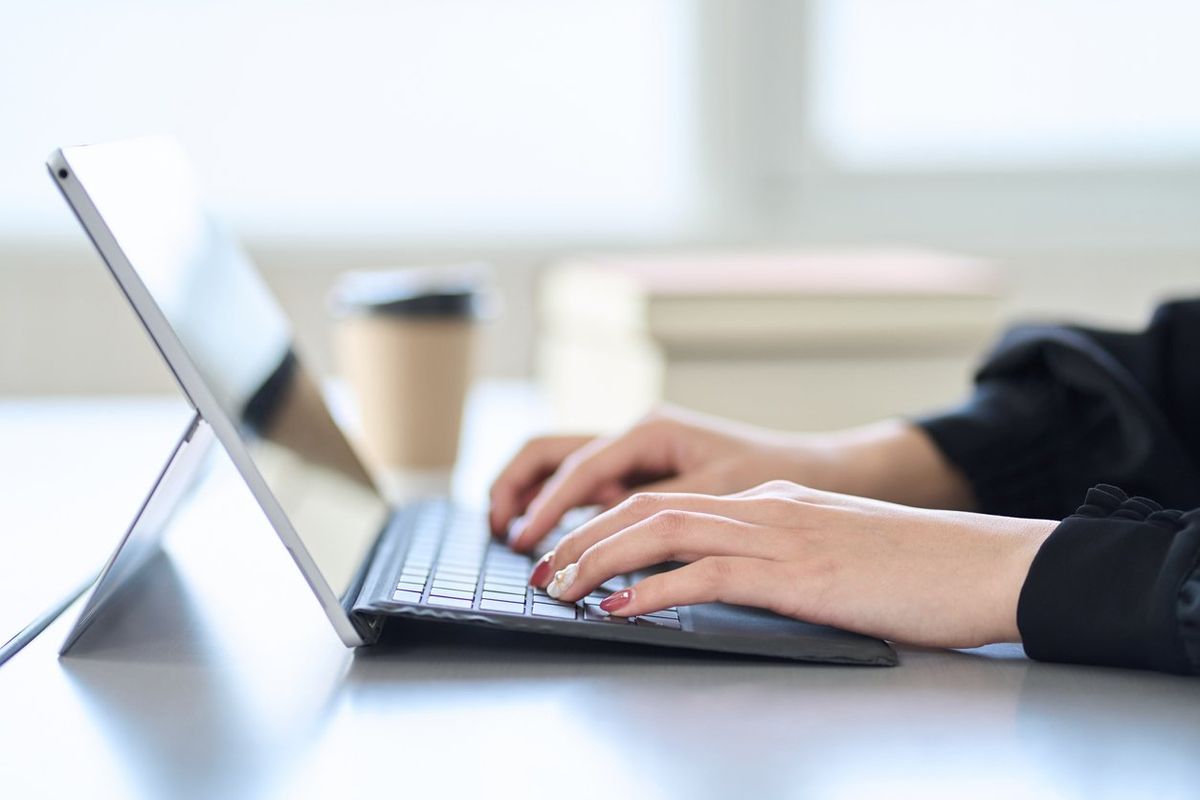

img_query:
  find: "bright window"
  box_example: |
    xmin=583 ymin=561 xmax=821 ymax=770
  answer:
xmin=809 ymin=0 xmax=1200 ymax=169
xmin=1 ymin=1 xmax=697 ymax=240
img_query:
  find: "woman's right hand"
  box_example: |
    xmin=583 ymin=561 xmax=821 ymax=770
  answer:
xmin=489 ymin=406 xmax=843 ymax=552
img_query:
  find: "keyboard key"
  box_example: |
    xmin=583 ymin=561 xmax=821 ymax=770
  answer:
xmin=392 ymin=590 xmax=423 ymax=604
xmin=432 ymin=579 xmax=478 ymax=592
xmin=488 ymin=575 xmax=529 ymax=585
xmin=395 ymin=580 xmax=426 ymax=591
xmin=480 ymin=599 xmax=526 ymax=615
xmin=484 ymin=565 xmax=529 ymax=577
xmin=483 ymin=580 xmax=524 ymax=592
xmin=435 ymin=569 xmax=479 ymax=581
xmin=641 ymin=609 xmax=679 ymax=621
xmin=487 ymin=557 xmax=530 ymax=569
xmin=426 ymin=596 xmax=474 ymax=609
xmin=634 ymin=615 xmax=681 ymax=629
xmin=429 ymin=588 xmax=475 ymax=601
xmin=484 ymin=580 xmax=527 ymax=592
xmin=532 ymin=603 xmax=577 ymax=620
xmin=486 ymin=570 xmax=525 ymax=582
xmin=487 ymin=550 xmax=527 ymax=560
xmin=436 ymin=566 xmax=477 ymax=578
xmin=482 ymin=589 xmax=526 ymax=602
xmin=583 ymin=605 xmax=631 ymax=623
xmin=440 ymin=552 xmax=480 ymax=561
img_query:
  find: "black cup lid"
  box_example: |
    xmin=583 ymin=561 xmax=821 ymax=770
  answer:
xmin=331 ymin=266 xmax=490 ymax=318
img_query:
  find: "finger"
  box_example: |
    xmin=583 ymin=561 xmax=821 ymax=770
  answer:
xmin=600 ymin=471 xmax=721 ymax=510
xmin=533 ymin=492 xmax=751 ymax=586
xmin=597 ymin=556 xmax=796 ymax=618
xmin=510 ymin=426 xmax=676 ymax=551
xmin=488 ymin=435 xmax=592 ymax=535
xmin=547 ymin=511 xmax=791 ymax=603
xmin=498 ymin=482 xmax=551 ymax=541
xmin=533 ymin=489 xmax=824 ymax=586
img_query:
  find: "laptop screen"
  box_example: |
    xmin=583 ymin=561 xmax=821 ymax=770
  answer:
xmin=61 ymin=139 xmax=390 ymax=599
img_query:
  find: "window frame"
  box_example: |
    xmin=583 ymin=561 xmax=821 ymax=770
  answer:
xmin=697 ymin=0 xmax=1200 ymax=250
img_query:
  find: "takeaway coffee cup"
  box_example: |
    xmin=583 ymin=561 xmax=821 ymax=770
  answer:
xmin=331 ymin=266 xmax=488 ymax=474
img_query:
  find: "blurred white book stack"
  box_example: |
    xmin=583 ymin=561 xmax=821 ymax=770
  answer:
xmin=538 ymin=249 xmax=1002 ymax=433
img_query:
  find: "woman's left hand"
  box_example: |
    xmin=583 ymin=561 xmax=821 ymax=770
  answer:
xmin=529 ymin=481 xmax=1058 ymax=649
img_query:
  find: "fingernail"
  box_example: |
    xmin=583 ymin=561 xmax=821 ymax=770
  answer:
xmin=546 ymin=562 xmax=578 ymax=599
xmin=600 ymin=589 xmax=634 ymax=613
xmin=506 ymin=516 xmax=527 ymax=547
xmin=529 ymin=552 xmax=555 ymax=586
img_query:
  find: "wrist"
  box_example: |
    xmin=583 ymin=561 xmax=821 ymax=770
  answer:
xmin=751 ymin=431 xmax=851 ymax=495
xmin=992 ymin=518 xmax=1059 ymax=643
xmin=785 ymin=420 xmax=915 ymax=498
xmin=804 ymin=419 xmax=976 ymax=510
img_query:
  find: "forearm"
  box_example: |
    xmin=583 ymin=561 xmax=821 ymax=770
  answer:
xmin=799 ymin=419 xmax=977 ymax=511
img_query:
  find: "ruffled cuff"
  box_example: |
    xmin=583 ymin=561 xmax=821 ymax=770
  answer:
xmin=1017 ymin=484 xmax=1199 ymax=674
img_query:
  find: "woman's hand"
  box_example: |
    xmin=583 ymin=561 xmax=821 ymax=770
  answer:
xmin=489 ymin=406 xmax=844 ymax=551
xmin=490 ymin=406 xmax=976 ymax=553
xmin=529 ymin=481 xmax=1057 ymax=649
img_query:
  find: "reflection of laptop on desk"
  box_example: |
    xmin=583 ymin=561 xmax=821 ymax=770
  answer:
xmin=48 ymin=137 xmax=895 ymax=665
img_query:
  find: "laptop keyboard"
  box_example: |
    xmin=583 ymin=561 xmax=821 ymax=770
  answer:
xmin=388 ymin=501 xmax=681 ymax=629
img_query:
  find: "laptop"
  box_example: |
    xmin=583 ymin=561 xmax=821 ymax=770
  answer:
xmin=49 ymin=137 xmax=896 ymax=666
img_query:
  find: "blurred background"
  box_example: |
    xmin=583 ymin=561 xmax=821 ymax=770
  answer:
xmin=4 ymin=0 xmax=1200 ymax=429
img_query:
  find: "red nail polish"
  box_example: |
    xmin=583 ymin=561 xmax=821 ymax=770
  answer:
xmin=600 ymin=589 xmax=634 ymax=613
xmin=529 ymin=553 xmax=555 ymax=586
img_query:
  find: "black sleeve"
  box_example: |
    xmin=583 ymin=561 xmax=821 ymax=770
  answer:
xmin=913 ymin=299 xmax=1200 ymax=674
xmin=915 ymin=299 xmax=1200 ymax=520
xmin=1017 ymin=485 xmax=1200 ymax=675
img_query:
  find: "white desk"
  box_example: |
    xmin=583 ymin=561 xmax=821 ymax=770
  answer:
xmin=2 ymin=386 xmax=1199 ymax=799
